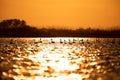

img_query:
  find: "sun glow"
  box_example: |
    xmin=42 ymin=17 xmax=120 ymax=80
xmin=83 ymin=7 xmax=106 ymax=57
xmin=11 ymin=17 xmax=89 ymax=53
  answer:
xmin=24 ymin=38 xmax=91 ymax=79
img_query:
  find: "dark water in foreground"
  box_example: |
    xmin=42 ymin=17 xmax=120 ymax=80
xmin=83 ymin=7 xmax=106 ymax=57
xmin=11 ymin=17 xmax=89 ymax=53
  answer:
xmin=0 ymin=38 xmax=120 ymax=80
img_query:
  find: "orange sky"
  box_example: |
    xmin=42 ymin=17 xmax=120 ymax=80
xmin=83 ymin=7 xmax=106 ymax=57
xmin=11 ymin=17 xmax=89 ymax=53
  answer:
xmin=0 ymin=0 xmax=120 ymax=29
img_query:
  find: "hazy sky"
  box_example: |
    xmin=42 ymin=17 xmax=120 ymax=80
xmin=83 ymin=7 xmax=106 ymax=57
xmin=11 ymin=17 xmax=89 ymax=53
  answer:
xmin=0 ymin=0 xmax=120 ymax=29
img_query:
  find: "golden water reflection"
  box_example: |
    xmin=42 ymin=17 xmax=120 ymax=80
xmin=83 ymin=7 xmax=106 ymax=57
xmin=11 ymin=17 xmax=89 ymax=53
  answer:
xmin=0 ymin=38 xmax=120 ymax=80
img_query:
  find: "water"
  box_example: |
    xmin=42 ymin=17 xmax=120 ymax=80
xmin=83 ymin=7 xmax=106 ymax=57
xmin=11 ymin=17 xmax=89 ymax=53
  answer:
xmin=0 ymin=38 xmax=120 ymax=80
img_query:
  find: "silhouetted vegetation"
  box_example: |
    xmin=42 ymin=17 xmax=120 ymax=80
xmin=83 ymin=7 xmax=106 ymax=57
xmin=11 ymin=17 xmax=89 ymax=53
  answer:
xmin=0 ymin=19 xmax=120 ymax=37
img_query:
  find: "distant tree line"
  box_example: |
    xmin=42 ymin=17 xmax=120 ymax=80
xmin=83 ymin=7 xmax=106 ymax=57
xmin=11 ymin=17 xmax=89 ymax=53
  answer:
xmin=0 ymin=19 xmax=120 ymax=37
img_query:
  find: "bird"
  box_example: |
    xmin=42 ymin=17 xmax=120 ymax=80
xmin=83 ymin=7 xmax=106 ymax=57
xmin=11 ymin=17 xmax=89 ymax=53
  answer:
xmin=39 ymin=38 xmax=42 ymax=43
xmin=64 ymin=40 xmax=67 ymax=44
xmin=51 ymin=39 xmax=55 ymax=43
xmin=86 ymin=39 xmax=90 ymax=44
xmin=79 ymin=39 xmax=84 ymax=44
xmin=68 ymin=39 xmax=72 ymax=44
xmin=9 ymin=39 xmax=14 ymax=44
xmin=60 ymin=39 xmax=63 ymax=44
xmin=73 ymin=39 xmax=76 ymax=43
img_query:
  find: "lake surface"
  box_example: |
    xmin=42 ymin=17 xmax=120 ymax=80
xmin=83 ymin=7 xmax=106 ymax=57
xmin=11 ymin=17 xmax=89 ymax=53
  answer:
xmin=0 ymin=38 xmax=120 ymax=80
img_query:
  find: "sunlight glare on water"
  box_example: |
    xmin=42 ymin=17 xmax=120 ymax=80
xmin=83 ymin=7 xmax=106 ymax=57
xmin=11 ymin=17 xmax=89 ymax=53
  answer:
xmin=0 ymin=38 xmax=120 ymax=80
